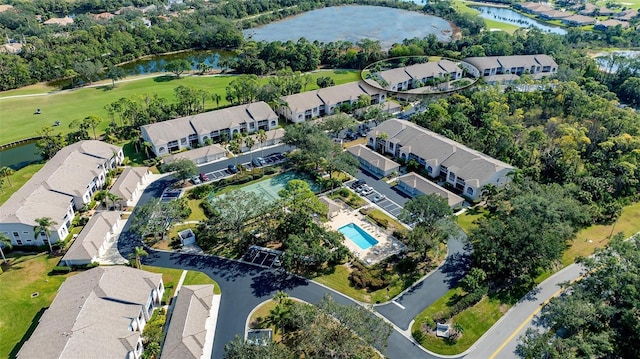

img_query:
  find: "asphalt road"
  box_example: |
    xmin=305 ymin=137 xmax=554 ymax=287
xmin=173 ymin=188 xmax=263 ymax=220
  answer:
xmin=375 ymin=231 xmax=470 ymax=330
xmin=115 ymin=157 xmax=473 ymax=359
xmin=197 ymin=144 xmax=293 ymax=175
xmin=468 ymin=263 xmax=585 ymax=359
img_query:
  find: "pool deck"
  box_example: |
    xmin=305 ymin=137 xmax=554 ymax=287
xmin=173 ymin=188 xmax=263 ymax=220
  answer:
xmin=326 ymin=204 xmax=405 ymax=265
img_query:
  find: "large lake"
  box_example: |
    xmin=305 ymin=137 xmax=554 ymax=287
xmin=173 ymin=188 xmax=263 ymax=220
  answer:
xmin=473 ymin=6 xmax=567 ymax=35
xmin=243 ymin=5 xmax=453 ymax=49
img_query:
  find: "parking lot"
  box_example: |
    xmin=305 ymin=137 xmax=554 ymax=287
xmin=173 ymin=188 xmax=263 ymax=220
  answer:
xmin=160 ymin=188 xmax=183 ymax=203
xmin=242 ymin=245 xmax=283 ymax=268
xmin=197 ymin=153 xmax=287 ymax=184
xmin=347 ymin=180 xmax=404 ymax=217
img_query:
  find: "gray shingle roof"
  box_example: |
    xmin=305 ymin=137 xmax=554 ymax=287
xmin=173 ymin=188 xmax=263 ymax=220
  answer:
xmin=109 ymin=167 xmax=149 ymax=201
xmin=370 ymin=119 xmax=513 ymax=185
xmin=397 ymin=173 xmax=464 ymax=207
xmin=61 ymin=212 xmax=121 ymax=262
xmin=347 ymin=144 xmax=400 ymax=172
xmin=161 ymin=285 xmax=214 ymax=359
xmin=140 ymin=102 xmax=277 ymax=148
xmin=0 ymin=141 xmax=121 ymax=228
xmin=17 ymin=267 xmax=162 ymax=359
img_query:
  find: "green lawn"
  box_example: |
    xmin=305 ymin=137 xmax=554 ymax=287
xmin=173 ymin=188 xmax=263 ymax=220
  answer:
xmin=563 ymin=200 xmax=640 ymax=265
xmin=182 ymin=270 xmax=221 ymax=294
xmin=412 ymin=287 xmax=506 ymax=355
xmin=0 ymin=253 xmax=74 ymax=358
xmin=455 ymin=207 xmax=488 ymax=234
xmin=141 ymin=265 xmax=184 ymax=303
xmin=0 ymin=70 xmax=360 ymax=145
xmin=0 ymin=163 xmax=44 ymax=205
xmin=187 ymin=199 xmax=207 ymax=222
xmin=314 ymin=265 xmax=405 ymax=303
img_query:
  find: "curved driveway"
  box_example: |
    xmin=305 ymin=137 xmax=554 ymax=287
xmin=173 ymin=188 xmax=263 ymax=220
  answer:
xmin=117 ymin=156 xmax=471 ymax=359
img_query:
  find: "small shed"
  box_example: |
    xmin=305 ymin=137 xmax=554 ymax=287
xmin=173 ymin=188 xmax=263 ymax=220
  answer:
xmin=247 ymin=329 xmax=272 ymax=346
xmin=178 ymin=229 xmax=196 ymax=246
xmin=319 ymin=196 xmax=342 ymax=218
xmin=436 ymin=323 xmax=451 ymax=338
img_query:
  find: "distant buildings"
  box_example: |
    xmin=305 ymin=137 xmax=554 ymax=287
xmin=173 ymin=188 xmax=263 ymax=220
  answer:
xmin=0 ymin=141 xmax=123 ymax=246
xmin=462 ymin=54 xmax=558 ymax=80
xmin=17 ymin=266 xmax=164 ymax=359
xmin=278 ymin=81 xmax=386 ymax=123
xmin=369 ymin=60 xmax=463 ymax=92
xmin=43 ymin=16 xmax=74 ymax=26
xmin=140 ymin=102 xmax=278 ymax=156
xmin=367 ymin=119 xmax=513 ymax=200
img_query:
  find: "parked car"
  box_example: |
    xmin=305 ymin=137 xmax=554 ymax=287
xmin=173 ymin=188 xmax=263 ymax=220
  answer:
xmin=191 ymin=176 xmax=201 ymax=185
xmin=351 ymin=180 xmax=365 ymax=189
xmin=372 ymin=194 xmax=385 ymax=203
xmin=199 ymin=173 xmax=209 ymax=182
xmin=356 ymin=184 xmax=371 ymax=194
xmin=228 ymin=164 xmax=239 ymax=174
xmin=361 ymin=188 xmax=375 ymax=196
xmin=252 ymin=157 xmax=266 ymax=167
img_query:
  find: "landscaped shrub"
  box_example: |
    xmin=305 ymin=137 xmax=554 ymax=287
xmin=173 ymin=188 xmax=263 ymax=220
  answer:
xmin=396 ymin=256 xmax=417 ymax=274
xmin=349 ymin=261 xmax=391 ymax=291
xmin=448 ymin=286 xmax=487 ymax=318
xmin=264 ymin=167 xmax=277 ymax=175
xmin=50 ymin=266 xmax=72 ymax=274
xmin=200 ymin=201 xmax=217 ymax=218
xmin=189 ymin=184 xmax=213 ymax=199
xmin=336 ymin=188 xmax=350 ymax=198
xmin=393 ymin=229 xmax=408 ymax=241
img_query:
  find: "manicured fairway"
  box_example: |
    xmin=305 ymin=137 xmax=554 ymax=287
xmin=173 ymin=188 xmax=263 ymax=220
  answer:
xmin=0 ymin=70 xmax=360 ymax=145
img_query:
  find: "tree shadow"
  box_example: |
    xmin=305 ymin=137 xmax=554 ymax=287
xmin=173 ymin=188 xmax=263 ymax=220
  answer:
xmin=439 ymin=251 xmax=472 ymax=288
xmin=153 ymin=75 xmax=177 ymax=83
xmin=250 ymin=270 xmax=308 ymax=298
xmin=95 ymin=85 xmax=115 ymax=92
xmin=10 ymin=307 xmax=47 ymax=358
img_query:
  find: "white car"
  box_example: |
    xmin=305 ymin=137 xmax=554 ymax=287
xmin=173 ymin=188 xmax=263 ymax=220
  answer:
xmin=361 ymin=188 xmax=374 ymax=196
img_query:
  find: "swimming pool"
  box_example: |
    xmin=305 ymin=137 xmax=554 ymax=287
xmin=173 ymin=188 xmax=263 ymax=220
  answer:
xmin=339 ymin=223 xmax=379 ymax=250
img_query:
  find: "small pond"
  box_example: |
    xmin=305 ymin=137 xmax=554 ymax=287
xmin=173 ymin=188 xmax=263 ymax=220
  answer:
xmin=473 ymin=6 xmax=567 ymax=35
xmin=243 ymin=5 xmax=454 ymax=49
xmin=118 ymin=49 xmax=235 ymax=76
xmin=595 ymin=51 xmax=640 ymax=73
xmin=0 ymin=141 xmax=42 ymax=170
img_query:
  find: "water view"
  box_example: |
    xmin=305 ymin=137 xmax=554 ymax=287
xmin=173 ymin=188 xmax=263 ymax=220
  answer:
xmin=595 ymin=50 xmax=640 ymax=73
xmin=243 ymin=5 xmax=454 ymax=49
xmin=118 ymin=49 xmax=234 ymax=76
xmin=0 ymin=142 xmax=42 ymax=170
xmin=473 ymin=6 xmax=567 ymax=35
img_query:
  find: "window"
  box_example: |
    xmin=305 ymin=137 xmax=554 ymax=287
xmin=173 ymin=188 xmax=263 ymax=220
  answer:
xmin=271 ymin=121 xmax=276 ymax=127
xmin=16 ymin=240 xmax=22 ymax=245
xmin=448 ymin=172 xmax=455 ymax=181
xmin=426 ymin=166 xmax=433 ymax=174
xmin=466 ymin=187 xmax=474 ymax=196
xmin=159 ymin=147 xmax=165 ymax=153
xmin=13 ymin=232 xmax=19 ymax=237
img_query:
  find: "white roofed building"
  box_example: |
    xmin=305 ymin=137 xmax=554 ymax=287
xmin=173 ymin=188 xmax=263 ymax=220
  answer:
xmin=367 ymin=119 xmax=513 ymax=200
xmin=17 ymin=266 xmax=164 ymax=359
xmin=141 ymin=102 xmax=278 ymax=156
xmin=0 ymin=141 xmax=123 ymax=246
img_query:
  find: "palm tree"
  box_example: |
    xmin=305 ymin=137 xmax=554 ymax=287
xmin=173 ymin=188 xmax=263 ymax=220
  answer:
xmin=212 ymin=93 xmax=221 ymax=108
xmin=245 ymin=136 xmax=255 ymax=163
xmin=107 ymin=193 xmax=124 ymax=211
xmin=142 ymin=141 xmax=152 ymax=159
xmin=34 ymin=217 xmax=57 ymax=253
xmin=257 ymin=129 xmax=268 ymax=158
xmin=0 ymin=232 xmax=12 ymax=264
xmin=452 ymin=322 xmax=464 ymax=338
xmin=131 ymin=246 xmax=148 ymax=269
xmin=228 ymin=140 xmax=241 ymax=166
xmin=0 ymin=167 xmax=15 ymax=187
xmin=266 ymin=302 xmax=291 ymax=336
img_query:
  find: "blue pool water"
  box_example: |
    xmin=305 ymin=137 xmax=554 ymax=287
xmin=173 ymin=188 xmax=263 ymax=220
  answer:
xmin=339 ymin=223 xmax=379 ymax=250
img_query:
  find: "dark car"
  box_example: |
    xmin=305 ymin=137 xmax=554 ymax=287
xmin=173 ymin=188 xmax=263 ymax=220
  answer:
xmin=228 ymin=164 xmax=239 ymax=173
xmin=199 ymin=173 xmax=210 ymax=182
xmin=351 ymin=180 xmax=365 ymax=189
xmin=252 ymin=157 xmax=266 ymax=167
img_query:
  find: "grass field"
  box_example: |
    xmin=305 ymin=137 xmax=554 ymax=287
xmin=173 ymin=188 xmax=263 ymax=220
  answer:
xmin=0 ymin=253 xmax=74 ymax=358
xmin=0 ymin=70 xmax=360 ymax=145
xmin=182 ymin=270 xmax=221 ymax=294
xmin=0 ymin=163 xmax=44 ymax=205
xmin=562 ymin=201 xmax=640 ymax=265
xmin=412 ymin=287 xmax=506 ymax=355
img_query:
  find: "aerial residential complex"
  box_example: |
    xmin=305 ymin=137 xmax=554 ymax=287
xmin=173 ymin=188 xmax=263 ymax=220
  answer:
xmin=367 ymin=119 xmax=514 ymax=200
xmin=462 ymin=54 xmax=558 ymax=79
xmin=17 ymin=266 xmax=164 ymax=359
xmin=140 ymin=101 xmax=278 ymax=156
xmin=368 ymin=59 xmax=463 ymax=92
xmin=0 ymin=140 xmax=123 ymax=246
xmin=277 ymin=81 xmax=386 ymax=123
